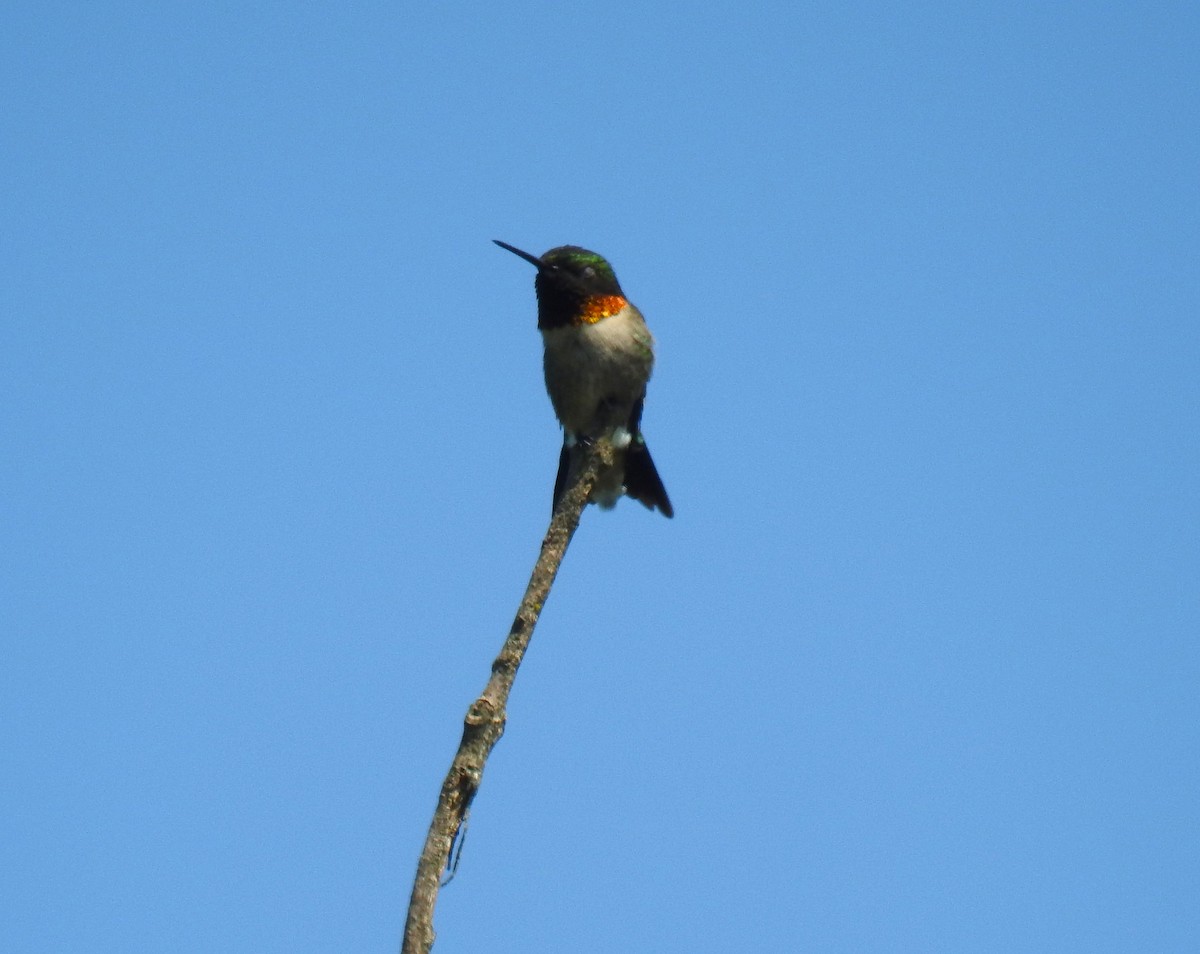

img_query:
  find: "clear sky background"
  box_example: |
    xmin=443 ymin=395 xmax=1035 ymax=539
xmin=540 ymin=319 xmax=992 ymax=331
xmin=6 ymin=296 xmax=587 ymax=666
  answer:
xmin=4 ymin=2 xmax=1198 ymax=952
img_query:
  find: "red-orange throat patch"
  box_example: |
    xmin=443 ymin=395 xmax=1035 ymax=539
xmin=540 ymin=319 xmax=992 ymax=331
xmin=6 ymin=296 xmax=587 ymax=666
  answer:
xmin=577 ymin=295 xmax=628 ymax=325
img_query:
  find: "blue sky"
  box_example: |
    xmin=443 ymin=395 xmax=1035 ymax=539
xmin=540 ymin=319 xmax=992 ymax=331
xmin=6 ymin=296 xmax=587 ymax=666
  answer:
xmin=3 ymin=2 xmax=1197 ymax=951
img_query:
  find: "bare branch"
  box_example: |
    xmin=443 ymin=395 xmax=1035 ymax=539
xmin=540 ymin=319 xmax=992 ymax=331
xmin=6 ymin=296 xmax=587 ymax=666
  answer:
xmin=401 ymin=440 xmax=611 ymax=954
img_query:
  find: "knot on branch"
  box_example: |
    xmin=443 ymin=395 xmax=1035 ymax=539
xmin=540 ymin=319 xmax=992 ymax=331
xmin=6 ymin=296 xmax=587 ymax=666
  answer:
xmin=464 ymin=697 xmax=500 ymax=727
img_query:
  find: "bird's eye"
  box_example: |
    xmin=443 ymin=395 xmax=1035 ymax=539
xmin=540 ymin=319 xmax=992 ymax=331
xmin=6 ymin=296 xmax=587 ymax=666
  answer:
xmin=581 ymin=266 xmax=596 ymax=279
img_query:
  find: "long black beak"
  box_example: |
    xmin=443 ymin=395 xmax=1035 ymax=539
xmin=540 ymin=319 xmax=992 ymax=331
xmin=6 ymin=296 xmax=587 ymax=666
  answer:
xmin=493 ymin=239 xmax=545 ymax=270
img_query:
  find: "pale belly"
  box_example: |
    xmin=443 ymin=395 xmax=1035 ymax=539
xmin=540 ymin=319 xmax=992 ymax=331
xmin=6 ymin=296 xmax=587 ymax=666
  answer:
xmin=541 ymin=312 xmax=655 ymax=436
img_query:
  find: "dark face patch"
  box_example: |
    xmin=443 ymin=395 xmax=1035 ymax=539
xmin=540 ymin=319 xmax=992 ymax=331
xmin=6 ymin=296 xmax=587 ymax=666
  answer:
xmin=533 ymin=246 xmax=625 ymax=329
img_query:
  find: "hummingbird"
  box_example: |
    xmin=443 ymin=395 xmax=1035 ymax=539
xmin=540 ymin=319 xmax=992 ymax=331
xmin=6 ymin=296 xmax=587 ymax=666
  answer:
xmin=493 ymin=240 xmax=673 ymax=518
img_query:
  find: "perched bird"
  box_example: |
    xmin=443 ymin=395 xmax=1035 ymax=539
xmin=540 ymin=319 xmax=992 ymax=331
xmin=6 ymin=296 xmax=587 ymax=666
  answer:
xmin=494 ymin=240 xmax=673 ymax=518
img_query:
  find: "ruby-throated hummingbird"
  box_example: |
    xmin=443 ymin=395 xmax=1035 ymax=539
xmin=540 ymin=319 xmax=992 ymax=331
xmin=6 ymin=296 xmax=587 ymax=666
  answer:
xmin=494 ymin=240 xmax=673 ymax=518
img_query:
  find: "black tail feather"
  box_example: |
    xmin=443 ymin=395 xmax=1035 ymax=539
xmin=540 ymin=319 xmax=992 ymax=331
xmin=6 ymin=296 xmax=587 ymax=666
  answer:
xmin=552 ymin=443 xmax=572 ymax=515
xmin=551 ymin=436 xmax=673 ymax=518
xmin=622 ymin=435 xmax=673 ymax=518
